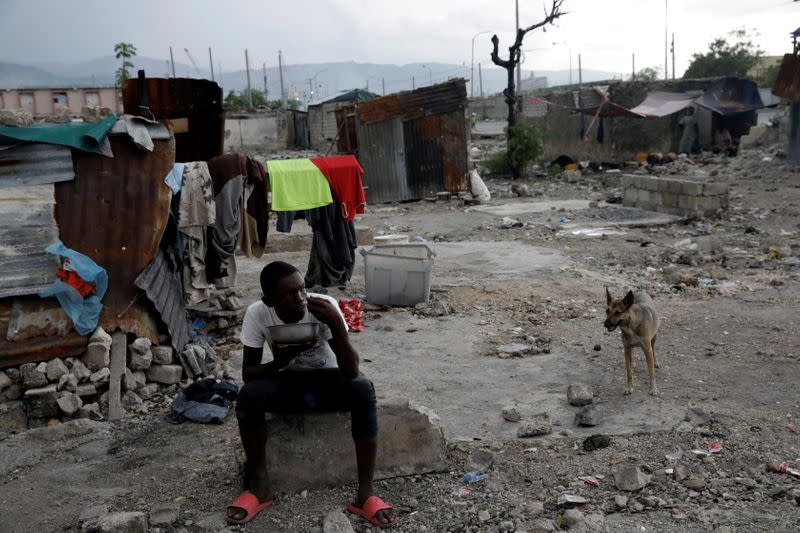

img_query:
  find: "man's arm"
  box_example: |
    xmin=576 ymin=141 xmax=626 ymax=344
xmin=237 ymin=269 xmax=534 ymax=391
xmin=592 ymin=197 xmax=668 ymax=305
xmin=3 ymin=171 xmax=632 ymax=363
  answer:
xmin=241 ymin=342 xmax=314 ymax=382
xmin=307 ymin=296 xmax=359 ymax=378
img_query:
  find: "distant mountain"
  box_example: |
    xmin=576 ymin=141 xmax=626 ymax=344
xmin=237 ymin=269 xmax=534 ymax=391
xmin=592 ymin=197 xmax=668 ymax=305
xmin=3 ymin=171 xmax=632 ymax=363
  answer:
xmin=0 ymin=62 xmax=62 ymax=88
xmin=0 ymin=55 xmax=625 ymax=97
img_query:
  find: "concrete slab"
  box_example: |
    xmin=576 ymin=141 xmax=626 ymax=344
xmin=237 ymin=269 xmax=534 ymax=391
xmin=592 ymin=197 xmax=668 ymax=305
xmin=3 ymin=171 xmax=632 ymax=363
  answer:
xmin=432 ymin=241 xmax=569 ymax=280
xmin=467 ymin=199 xmax=591 ymax=217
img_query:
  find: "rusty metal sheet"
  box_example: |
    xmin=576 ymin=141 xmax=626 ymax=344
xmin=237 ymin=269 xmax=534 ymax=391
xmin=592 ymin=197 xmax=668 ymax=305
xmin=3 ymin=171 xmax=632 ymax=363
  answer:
xmin=7 ymin=298 xmax=72 ymax=341
xmin=134 ymin=249 xmax=189 ymax=353
xmin=356 ymin=117 xmax=409 ymax=204
xmin=335 ymin=106 xmax=358 ymax=154
xmin=0 ymin=184 xmax=59 ymax=298
xmin=397 ymin=79 xmax=467 ymax=121
xmin=404 ymin=115 xmax=444 ymax=200
xmin=123 ymin=77 xmax=224 ymax=163
xmin=356 ymin=94 xmax=402 ymax=125
xmin=441 ymin=110 xmax=468 ymax=193
xmin=773 ymin=53 xmax=800 ymax=101
xmin=0 ymin=297 xmax=86 ymax=370
xmin=0 ymin=143 xmax=74 ymax=187
xmin=55 ymin=135 xmax=174 ymax=338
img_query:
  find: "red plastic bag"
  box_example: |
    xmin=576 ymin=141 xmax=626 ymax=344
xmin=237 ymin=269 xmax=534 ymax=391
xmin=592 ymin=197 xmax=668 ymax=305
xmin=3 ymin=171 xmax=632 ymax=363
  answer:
xmin=338 ymin=298 xmax=364 ymax=332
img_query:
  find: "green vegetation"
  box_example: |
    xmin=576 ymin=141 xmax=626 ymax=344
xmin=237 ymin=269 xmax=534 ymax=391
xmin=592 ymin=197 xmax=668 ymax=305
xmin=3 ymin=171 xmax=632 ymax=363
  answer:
xmin=114 ymin=42 xmax=137 ymax=87
xmin=484 ymin=122 xmax=544 ymax=178
xmin=683 ymin=29 xmax=763 ymax=79
xmin=634 ymin=66 xmax=661 ymax=81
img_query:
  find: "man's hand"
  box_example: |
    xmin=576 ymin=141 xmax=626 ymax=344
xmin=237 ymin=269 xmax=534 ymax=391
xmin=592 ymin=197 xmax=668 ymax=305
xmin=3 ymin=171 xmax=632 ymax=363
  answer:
xmin=307 ymin=296 xmax=345 ymax=332
xmin=271 ymin=338 xmax=318 ymax=368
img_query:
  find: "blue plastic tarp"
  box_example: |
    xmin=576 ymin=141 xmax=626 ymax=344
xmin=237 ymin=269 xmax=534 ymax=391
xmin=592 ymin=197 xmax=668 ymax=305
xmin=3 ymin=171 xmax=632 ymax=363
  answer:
xmin=38 ymin=240 xmax=108 ymax=336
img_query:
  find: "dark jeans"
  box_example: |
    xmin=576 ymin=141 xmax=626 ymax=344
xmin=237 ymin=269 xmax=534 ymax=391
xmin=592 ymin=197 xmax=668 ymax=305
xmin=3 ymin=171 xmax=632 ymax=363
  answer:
xmin=235 ymin=370 xmax=378 ymax=439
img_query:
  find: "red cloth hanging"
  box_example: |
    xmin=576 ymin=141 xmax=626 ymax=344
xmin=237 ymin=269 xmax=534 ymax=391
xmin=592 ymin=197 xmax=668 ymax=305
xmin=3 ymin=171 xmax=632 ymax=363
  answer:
xmin=310 ymin=156 xmax=366 ymax=221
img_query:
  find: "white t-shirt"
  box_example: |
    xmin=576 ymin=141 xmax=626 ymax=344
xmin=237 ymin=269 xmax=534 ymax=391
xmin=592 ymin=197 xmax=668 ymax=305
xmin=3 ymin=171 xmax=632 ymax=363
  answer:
xmin=240 ymin=293 xmax=347 ymax=370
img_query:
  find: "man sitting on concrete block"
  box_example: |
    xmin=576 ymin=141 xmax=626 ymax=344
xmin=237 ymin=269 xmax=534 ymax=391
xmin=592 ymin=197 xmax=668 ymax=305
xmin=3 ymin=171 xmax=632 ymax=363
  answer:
xmin=226 ymin=261 xmax=397 ymax=528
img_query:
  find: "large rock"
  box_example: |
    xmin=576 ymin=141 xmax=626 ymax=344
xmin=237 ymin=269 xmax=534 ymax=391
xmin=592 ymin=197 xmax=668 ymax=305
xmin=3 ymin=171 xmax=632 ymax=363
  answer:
xmin=81 ymin=106 xmax=113 ymax=124
xmin=123 ymin=368 xmax=137 ymax=392
xmin=242 ymin=399 xmax=448 ymax=493
xmin=149 ymin=505 xmax=179 ymax=527
xmin=127 ymin=338 xmax=153 ymax=371
xmin=21 ymin=363 xmax=48 ymax=389
xmin=78 ymin=402 xmax=104 ymax=421
xmin=57 ymin=373 xmax=78 ymax=393
xmin=89 ymin=326 xmax=112 ymax=347
xmin=81 ymin=511 xmax=148 ymax=532
xmin=89 ymin=367 xmax=111 ymax=385
xmin=0 ymin=384 xmax=22 ymax=401
xmin=24 ymin=384 xmax=59 ymax=418
xmin=567 ymin=383 xmax=593 ymax=406
xmin=46 ymin=358 xmax=70 ymax=382
xmin=575 ymin=405 xmax=600 ymax=427
xmin=151 ymin=346 xmax=174 ymax=365
xmin=121 ymin=391 xmax=143 ymax=411
xmin=613 ymin=464 xmax=651 ymax=491
xmin=146 ymin=364 xmax=183 ymax=385
xmin=323 ymin=510 xmax=355 ymax=533
xmin=71 ymin=359 xmax=92 ymax=382
xmin=0 ymin=371 xmax=12 ymax=392
xmin=517 ymin=413 xmax=552 ymax=437
xmin=82 ymin=343 xmax=110 ymax=371
xmin=57 ymin=392 xmax=83 ymax=416
xmin=0 ymin=400 xmax=27 ymax=434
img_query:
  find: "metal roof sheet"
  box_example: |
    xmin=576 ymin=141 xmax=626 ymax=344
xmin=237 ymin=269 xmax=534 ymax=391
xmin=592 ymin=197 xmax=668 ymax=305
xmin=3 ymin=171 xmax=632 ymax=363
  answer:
xmin=134 ymin=249 xmax=189 ymax=354
xmin=0 ymin=184 xmax=59 ymax=298
xmin=0 ymin=143 xmax=75 ymax=188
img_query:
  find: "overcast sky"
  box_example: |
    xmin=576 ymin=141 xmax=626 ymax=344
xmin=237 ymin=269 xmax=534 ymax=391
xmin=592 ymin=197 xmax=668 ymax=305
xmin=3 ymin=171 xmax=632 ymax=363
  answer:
xmin=0 ymin=0 xmax=796 ymax=77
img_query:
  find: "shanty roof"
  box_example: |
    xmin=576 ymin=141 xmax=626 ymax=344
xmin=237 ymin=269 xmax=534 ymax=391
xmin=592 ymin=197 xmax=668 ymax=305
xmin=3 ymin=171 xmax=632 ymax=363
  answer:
xmin=323 ymin=89 xmax=380 ymax=104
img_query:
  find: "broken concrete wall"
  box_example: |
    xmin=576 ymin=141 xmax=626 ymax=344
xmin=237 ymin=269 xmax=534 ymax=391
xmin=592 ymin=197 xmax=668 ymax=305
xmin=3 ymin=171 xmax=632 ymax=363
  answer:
xmin=309 ymin=101 xmax=352 ymax=151
xmin=238 ymin=399 xmax=449 ymax=493
xmin=468 ymin=94 xmax=509 ymax=121
xmin=223 ymin=111 xmax=293 ymax=152
xmin=621 ymin=174 xmax=729 ymax=216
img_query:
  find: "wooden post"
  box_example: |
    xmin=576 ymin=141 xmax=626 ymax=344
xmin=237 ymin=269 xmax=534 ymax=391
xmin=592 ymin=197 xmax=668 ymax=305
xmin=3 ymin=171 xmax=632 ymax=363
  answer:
xmin=108 ymin=331 xmax=126 ymax=421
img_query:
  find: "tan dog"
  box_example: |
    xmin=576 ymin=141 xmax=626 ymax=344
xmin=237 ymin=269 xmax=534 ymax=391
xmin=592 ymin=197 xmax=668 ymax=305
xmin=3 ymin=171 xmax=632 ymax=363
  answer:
xmin=604 ymin=288 xmax=660 ymax=396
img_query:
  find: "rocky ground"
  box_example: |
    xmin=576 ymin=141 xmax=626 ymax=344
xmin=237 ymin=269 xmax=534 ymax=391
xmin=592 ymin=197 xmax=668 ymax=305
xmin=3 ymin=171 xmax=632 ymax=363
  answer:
xmin=1 ymin=143 xmax=799 ymax=532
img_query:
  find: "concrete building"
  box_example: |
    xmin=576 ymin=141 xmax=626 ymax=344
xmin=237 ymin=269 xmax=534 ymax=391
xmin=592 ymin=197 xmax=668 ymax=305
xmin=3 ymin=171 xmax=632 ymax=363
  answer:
xmin=308 ymin=89 xmax=378 ymax=151
xmin=0 ymin=87 xmax=120 ymax=117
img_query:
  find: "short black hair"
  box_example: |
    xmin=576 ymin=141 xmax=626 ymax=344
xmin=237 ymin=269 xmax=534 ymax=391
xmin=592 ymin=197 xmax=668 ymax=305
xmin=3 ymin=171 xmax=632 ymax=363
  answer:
xmin=259 ymin=261 xmax=299 ymax=301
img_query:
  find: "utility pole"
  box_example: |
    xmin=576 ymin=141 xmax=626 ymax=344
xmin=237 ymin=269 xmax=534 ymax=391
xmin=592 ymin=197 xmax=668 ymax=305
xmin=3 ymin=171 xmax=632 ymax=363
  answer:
xmin=412 ymin=76 xmax=415 ymax=90
xmin=278 ymin=50 xmax=287 ymax=108
xmin=245 ymin=49 xmax=253 ymax=108
xmin=664 ymin=0 xmax=668 ymax=80
xmin=263 ymin=63 xmax=268 ymax=101
xmin=569 ymin=50 xmax=573 ymax=87
xmin=382 ymin=77 xmax=385 ymax=96
xmin=169 ymin=46 xmax=176 ymax=77
xmin=671 ymin=33 xmax=676 ymax=79
xmin=578 ymin=54 xmax=582 ymax=86
xmin=208 ymin=47 xmax=215 ymax=81
xmin=478 ymin=62 xmax=484 ymax=98
xmin=515 ymin=0 xmax=521 ymax=92
xmin=632 ymin=52 xmax=635 ymax=80
xmin=366 ymin=79 xmax=369 ymax=92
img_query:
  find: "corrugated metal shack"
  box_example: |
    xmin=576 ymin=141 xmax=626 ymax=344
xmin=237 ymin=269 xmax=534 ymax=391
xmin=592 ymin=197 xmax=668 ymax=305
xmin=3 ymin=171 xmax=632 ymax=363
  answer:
xmin=335 ymin=79 xmax=468 ymax=204
xmin=308 ymin=89 xmax=379 ymax=151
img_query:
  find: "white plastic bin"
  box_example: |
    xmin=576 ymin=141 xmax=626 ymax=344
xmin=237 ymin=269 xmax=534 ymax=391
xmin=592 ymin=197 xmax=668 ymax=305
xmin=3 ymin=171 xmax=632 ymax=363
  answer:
xmin=360 ymin=244 xmax=436 ymax=306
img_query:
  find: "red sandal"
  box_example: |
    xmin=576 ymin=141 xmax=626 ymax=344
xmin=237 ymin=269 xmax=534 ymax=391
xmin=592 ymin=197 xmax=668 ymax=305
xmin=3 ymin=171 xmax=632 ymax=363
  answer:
xmin=225 ymin=492 xmax=274 ymax=525
xmin=346 ymin=495 xmax=397 ymax=528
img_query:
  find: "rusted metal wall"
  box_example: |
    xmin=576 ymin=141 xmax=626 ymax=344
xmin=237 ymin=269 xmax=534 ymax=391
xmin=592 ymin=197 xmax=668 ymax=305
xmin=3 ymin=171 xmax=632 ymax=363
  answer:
xmin=350 ymin=80 xmax=468 ymax=202
xmin=55 ymin=135 xmax=174 ymax=340
xmin=403 ymin=114 xmax=444 ymax=199
xmin=0 ymin=143 xmax=74 ymax=187
xmin=123 ymin=77 xmax=224 ymax=163
xmin=773 ymin=53 xmax=800 ymax=101
xmin=356 ymin=117 xmax=409 ymax=204
xmin=0 ymin=297 xmax=87 ymax=369
xmin=335 ymin=107 xmax=358 ymax=154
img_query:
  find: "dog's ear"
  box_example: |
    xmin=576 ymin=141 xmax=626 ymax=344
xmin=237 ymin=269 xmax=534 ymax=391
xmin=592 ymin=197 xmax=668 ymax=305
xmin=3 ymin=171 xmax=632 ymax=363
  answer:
xmin=623 ymin=290 xmax=635 ymax=308
xmin=605 ymin=286 xmax=612 ymax=304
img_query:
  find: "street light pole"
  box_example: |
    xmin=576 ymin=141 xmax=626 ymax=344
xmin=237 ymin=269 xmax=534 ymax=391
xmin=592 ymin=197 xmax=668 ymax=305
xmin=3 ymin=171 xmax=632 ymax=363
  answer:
xmin=471 ymin=31 xmax=490 ymax=98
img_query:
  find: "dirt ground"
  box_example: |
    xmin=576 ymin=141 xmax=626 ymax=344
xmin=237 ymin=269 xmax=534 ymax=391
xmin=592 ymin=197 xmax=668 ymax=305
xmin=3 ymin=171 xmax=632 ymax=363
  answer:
xmin=1 ymin=145 xmax=799 ymax=532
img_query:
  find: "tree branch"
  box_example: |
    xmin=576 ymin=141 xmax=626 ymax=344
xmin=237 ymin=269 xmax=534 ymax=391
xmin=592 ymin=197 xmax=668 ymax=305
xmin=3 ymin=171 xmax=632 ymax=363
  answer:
xmin=520 ymin=0 xmax=567 ymax=38
xmin=490 ymin=34 xmax=512 ymax=69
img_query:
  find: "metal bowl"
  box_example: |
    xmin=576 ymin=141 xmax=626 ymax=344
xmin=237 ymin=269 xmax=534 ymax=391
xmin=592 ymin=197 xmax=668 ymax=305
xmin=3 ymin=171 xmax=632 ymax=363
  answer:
xmin=268 ymin=323 xmax=320 ymax=345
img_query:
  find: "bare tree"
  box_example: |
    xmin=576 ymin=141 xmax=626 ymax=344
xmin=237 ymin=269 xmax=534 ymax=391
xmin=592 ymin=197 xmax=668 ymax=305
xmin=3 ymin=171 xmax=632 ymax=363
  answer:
xmin=490 ymin=0 xmax=567 ymax=177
